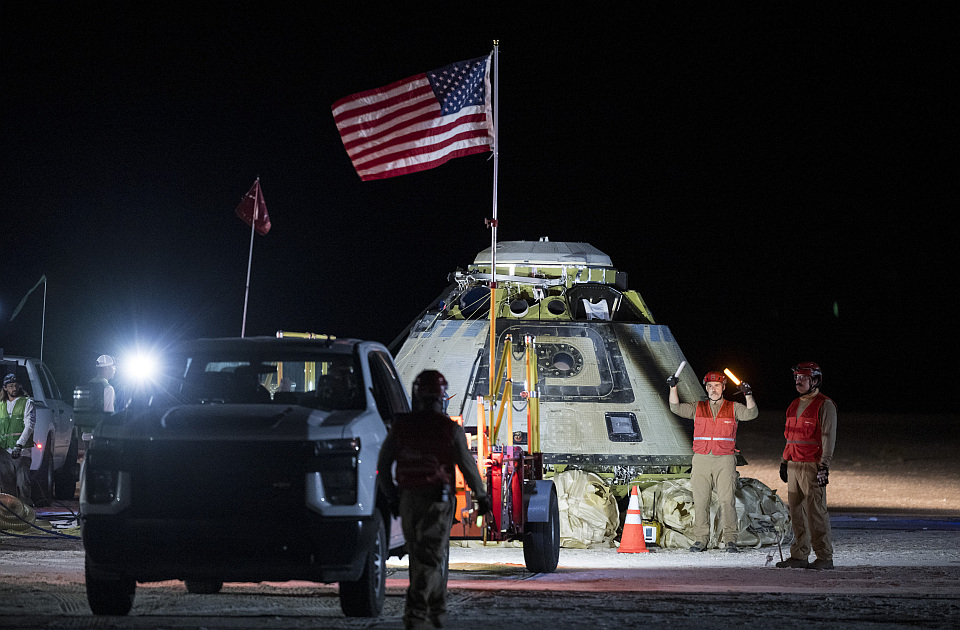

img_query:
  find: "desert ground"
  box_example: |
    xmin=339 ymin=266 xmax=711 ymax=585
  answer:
xmin=1 ymin=411 xmax=958 ymax=629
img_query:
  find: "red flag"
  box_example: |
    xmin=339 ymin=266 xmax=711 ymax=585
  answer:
xmin=332 ymin=54 xmax=494 ymax=181
xmin=235 ymin=179 xmax=271 ymax=235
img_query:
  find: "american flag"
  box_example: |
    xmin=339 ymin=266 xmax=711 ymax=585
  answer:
xmin=332 ymin=54 xmax=494 ymax=181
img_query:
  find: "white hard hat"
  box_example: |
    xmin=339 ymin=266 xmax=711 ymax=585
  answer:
xmin=96 ymin=354 xmax=116 ymax=368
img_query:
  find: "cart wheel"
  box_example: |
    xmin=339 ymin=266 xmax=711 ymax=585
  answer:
xmin=523 ymin=485 xmax=560 ymax=573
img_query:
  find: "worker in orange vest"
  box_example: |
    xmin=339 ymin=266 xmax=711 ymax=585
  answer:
xmin=669 ymin=370 xmax=757 ymax=552
xmin=776 ymin=362 xmax=837 ymax=570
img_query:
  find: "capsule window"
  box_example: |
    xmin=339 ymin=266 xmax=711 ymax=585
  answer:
xmin=605 ymin=412 xmax=642 ymax=443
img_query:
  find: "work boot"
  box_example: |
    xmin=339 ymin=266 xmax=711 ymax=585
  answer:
xmin=405 ymin=619 xmax=434 ymax=630
xmin=688 ymin=541 xmax=706 ymax=552
xmin=404 ymin=612 xmax=433 ymax=630
xmin=808 ymin=557 xmax=835 ymax=570
xmin=775 ymin=557 xmax=809 ymax=568
xmin=430 ymin=611 xmax=448 ymax=628
xmin=724 ymin=542 xmax=739 ymax=553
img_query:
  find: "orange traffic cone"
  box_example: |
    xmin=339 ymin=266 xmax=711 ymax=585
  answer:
xmin=618 ymin=485 xmax=649 ymax=553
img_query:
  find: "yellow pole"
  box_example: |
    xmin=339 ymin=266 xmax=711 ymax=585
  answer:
xmin=490 ymin=337 xmax=511 ymax=444
xmin=488 ymin=285 xmax=497 ymax=396
xmin=506 ymin=335 xmax=514 ymax=447
xmin=524 ymin=335 xmax=532 ymax=451
xmin=487 ymin=281 xmax=498 ymax=448
xmin=526 ymin=335 xmax=541 ymax=453
xmin=476 ymin=395 xmax=488 ymax=476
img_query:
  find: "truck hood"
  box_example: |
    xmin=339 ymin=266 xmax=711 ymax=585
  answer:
xmin=98 ymin=404 xmax=362 ymax=442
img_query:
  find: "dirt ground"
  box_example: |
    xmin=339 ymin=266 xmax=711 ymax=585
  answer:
xmin=1 ymin=411 xmax=958 ymax=629
xmin=735 ymin=411 xmax=960 ymax=515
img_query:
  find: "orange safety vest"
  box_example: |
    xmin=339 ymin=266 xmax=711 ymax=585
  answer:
xmin=693 ymin=400 xmax=738 ymax=456
xmin=783 ymin=393 xmax=832 ymax=462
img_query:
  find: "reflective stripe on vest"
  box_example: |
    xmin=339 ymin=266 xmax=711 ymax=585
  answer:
xmin=693 ymin=400 xmax=738 ymax=456
xmin=782 ymin=393 xmax=831 ymax=462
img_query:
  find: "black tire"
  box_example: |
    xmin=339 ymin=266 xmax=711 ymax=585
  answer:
xmin=185 ymin=580 xmax=223 ymax=594
xmin=339 ymin=515 xmax=386 ymax=618
xmin=523 ymin=486 xmax=560 ymax=573
xmin=30 ymin=439 xmax=54 ymax=507
xmin=85 ymin=558 xmax=136 ymax=615
xmin=54 ymin=431 xmax=79 ymax=500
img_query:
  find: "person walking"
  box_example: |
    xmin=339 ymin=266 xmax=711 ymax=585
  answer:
xmin=0 ymin=374 xmax=36 ymax=505
xmin=669 ymin=370 xmax=758 ymax=552
xmin=776 ymin=361 xmax=837 ymax=570
xmin=377 ymin=370 xmax=491 ymax=629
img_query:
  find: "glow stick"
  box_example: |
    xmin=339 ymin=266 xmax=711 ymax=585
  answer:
xmin=723 ymin=368 xmax=741 ymax=386
xmin=674 ymin=361 xmax=687 ymax=379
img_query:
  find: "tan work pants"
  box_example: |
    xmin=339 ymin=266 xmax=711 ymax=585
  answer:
xmin=690 ymin=452 xmax=739 ymax=545
xmin=399 ymin=486 xmax=454 ymax=629
xmin=786 ymin=461 xmax=833 ymax=561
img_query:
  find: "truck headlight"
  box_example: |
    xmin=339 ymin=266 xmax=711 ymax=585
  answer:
xmin=310 ymin=438 xmax=360 ymax=505
xmin=84 ymin=446 xmax=123 ymax=505
xmin=86 ymin=469 xmax=120 ymax=504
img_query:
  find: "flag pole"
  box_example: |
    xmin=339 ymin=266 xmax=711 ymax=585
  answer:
xmin=40 ymin=279 xmax=46 ymax=362
xmin=487 ymin=41 xmax=500 ymax=399
xmin=9 ymin=275 xmax=47 ymax=361
xmin=240 ymin=178 xmax=259 ymax=338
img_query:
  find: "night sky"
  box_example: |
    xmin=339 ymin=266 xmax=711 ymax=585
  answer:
xmin=1 ymin=5 xmax=952 ymax=413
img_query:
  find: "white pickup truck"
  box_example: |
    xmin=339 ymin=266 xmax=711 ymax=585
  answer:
xmin=81 ymin=335 xmax=409 ymax=617
xmin=0 ymin=354 xmax=79 ymax=502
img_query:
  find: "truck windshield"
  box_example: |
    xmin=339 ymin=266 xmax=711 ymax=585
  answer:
xmin=162 ymin=354 xmax=364 ymax=410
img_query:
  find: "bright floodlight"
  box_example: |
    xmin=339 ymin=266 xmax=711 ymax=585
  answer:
xmin=125 ymin=352 xmax=159 ymax=382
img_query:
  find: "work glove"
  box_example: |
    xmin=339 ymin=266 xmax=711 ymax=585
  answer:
xmin=779 ymin=461 xmax=788 ymax=483
xmin=817 ymin=464 xmax=829 ymax=487
xmin=666 ymin=375 xmax=679 ymax=388
xmin=738 ymin=381 xmax=753 ymax=396
xmin=10 ymin=445 xmax=21 ymax=460
xmin=475 ymin=494 xmax=493 ymax=516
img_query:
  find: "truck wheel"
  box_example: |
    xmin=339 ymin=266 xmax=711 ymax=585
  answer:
xmin=85 ymin=558 xmax=136 ymax=615
xmin=185 ymin=580 xmax=223 ymax=594
xmin=339 ymin=515 xmax=386 ymax=617
xmin=54 ymin=432 xmax=79 ymax=500
xmin=30 ymin=440 xmax=54 ymax=507
xmin=523 ymin=487 xmax=560 ymax=573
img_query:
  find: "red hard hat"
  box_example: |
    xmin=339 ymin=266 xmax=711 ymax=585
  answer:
xmin=792 ymin=362 xmax=822 ymax=383
xmin=702 ymin=371 xmax=726 ymax=386
xmin=413 ymin=370 xmax=448 ymax=400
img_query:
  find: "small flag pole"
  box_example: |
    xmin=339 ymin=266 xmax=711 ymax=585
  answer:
xmin=9 ymin=274 xmax=48 ymax=361
xmin=40 ymin=279 xmax=46 ymax=362
xmin=240 ymin=178 xmax=259 ymax=338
